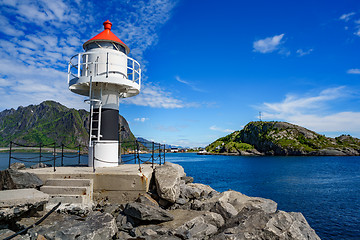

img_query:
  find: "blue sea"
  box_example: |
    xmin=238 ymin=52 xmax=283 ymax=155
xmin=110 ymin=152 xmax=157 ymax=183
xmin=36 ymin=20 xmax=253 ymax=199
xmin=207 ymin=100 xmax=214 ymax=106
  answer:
xmin=1 ymin=152 xmax=359 ymax=239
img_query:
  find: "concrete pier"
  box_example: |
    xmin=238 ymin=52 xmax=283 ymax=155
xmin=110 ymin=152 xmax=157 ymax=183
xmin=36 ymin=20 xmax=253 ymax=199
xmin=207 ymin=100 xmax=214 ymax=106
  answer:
xmin=21 ymin=164 xmax=155 ymax=203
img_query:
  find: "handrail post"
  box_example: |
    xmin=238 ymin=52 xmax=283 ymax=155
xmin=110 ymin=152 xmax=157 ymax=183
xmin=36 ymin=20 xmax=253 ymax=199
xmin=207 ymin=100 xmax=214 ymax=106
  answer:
xmin=134 ymin=141 xmax=137 ymax=164
xmin=61 ymin=144 xmax=64 ymax=166
xmin=163 ymin=144 xmax=166 ymax=163
xmin=39 ymin=143 xmax=42 ymax=164
xmin=93 ymin=142 xmax=95 ymax=173
xmin=152 ymin=142 xmax=154 ymax=168
xmin=8 ymin=141 xmax=12 ymax=169
xmin=53 ymin=143 xmax=56 ymax=172
xmin=77 ymin=53 xmax=81 ymax=77
xmin=158 ymin=143 xmax=161 ymax=165
xmin=136 ymin=140 xmax=141 ymax=171
xmin=106 ymin=52 xmax=109 ymax=78
xmin=78 ymin=145 xmax=81 ymax=165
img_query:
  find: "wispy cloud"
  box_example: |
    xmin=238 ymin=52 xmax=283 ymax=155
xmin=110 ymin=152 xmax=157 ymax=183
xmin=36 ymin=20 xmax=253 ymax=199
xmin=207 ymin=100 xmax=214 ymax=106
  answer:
xmin=258 ymin=87 xmax=360 ymax=134
xmin=123 ymin=83 xmax=197 ymax=108
xmin=134 ymin=117 xmax=149 ymax=122
xmin=175 ymin=76 xmax=205 ymax=92
xmin=209 ymin=125 xmax=234 ymax=133
xmin=347 ymin=68 xmax=360 ymax=74
xmin=253 ymin=34 xmax=285 ymax=54
xmin=155 ymin=125 xmax=180 ymax=132
xmin=296 ymin=48 xmax=313 ymax=57
xmin=0 ymin=0 xmax=182 ymax=111
xmin=339 ymin=12 xmax=356 ymax=22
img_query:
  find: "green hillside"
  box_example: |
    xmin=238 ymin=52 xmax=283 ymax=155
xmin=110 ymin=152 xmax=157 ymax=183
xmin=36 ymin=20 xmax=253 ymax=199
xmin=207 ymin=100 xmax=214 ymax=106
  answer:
xmin=206 ymin=121 xmax=360 ymax=156
xmin=0 ymin=101 xmax=135 ymax=148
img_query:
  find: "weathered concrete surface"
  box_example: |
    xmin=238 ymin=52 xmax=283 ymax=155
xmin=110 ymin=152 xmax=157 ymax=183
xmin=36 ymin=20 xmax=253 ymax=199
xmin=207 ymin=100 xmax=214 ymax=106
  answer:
xmin=20 ymin=164 xmax=154 ymax=203
xmin=0 ymin=189 xmax=48 ymax=223
xmin=0 ymin=188 xmax=49 ymax=208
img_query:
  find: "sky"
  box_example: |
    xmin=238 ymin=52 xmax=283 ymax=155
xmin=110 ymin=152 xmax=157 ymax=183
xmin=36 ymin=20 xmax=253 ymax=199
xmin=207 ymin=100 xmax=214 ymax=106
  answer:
xmin=1 ymin=0 xmax=360 ymax=147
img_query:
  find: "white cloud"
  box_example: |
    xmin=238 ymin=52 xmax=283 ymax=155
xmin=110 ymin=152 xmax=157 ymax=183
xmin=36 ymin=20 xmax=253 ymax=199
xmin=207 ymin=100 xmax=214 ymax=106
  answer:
xmin=134 ymin=117 xmax=149 ymax=122
xmin=296 ymin=48 xmax=313 ymax=57
xmin=123 ymin=83 xmax=197 ymax=108
xmin=258 ymin=87 xmax=360 ymax=134
xmin=253 ymin=34 xmax=285 ymax=54
xmin=0 ymin=0 xmax=183 ymax=111
xmin=339 ymin=12 xmax=356 ymax=22
xmin=209 ymin=125 xmax=234 ymax=133
xmin=347 ymin=68 xmax=360 ymax=74
xmin=175 ymin=76 xmax=205 ymax=92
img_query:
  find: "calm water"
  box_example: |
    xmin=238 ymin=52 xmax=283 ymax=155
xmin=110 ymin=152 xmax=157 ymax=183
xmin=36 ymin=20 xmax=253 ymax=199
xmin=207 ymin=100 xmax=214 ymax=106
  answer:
xmin=166 ymin=153 xmax=360 ymax=240
xmin=1 ymin=152 xmax=359 ymax=239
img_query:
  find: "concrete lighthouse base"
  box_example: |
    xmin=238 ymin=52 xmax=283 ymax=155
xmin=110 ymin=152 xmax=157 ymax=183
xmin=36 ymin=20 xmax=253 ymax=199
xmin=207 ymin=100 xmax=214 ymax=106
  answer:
xmin=89 ymin=140 xmax=118 ymax=168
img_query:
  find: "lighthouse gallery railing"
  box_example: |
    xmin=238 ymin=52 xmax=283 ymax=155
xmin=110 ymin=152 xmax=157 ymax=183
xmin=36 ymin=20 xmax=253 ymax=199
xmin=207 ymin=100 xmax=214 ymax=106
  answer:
xmin=67 ymin=52 xmax=141 ymax=87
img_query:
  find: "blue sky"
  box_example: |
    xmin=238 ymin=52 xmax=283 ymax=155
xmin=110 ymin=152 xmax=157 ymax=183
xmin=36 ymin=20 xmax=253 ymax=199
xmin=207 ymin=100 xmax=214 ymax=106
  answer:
xmin=1 ymin=0 xmax=360 ymax=147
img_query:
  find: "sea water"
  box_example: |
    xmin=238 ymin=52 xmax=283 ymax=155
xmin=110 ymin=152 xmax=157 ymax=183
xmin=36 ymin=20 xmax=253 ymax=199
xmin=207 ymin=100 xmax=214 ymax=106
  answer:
xmin=167 ymin=153 xmax=360 ymax=240
xmin=1 ymin=152 xmax=359 ymax=239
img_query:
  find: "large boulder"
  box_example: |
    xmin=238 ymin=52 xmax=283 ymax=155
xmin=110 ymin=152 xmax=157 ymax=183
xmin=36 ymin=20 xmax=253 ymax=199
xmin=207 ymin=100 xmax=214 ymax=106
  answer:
xmin=211 ymin=208 xmax=320 ymax=240
xmin=174 ymin=211 xmax=224 ymax=240
xmin=195 ymin=190 xmax=277 ymax=220
xmin=154 ymin=164 xmax=182 ymax=203
xmin=123 ymin=202 xmax=174 ymax=223
xmin=0 ymin=169 xmax=42 ymax=190
xmin=28 ymin=211 xmax=117 ymax=240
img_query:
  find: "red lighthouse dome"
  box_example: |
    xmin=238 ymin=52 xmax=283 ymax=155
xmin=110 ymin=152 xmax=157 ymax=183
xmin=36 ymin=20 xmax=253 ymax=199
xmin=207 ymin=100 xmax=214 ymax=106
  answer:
xmin=83 ymin=20 xmax=130 ymax=54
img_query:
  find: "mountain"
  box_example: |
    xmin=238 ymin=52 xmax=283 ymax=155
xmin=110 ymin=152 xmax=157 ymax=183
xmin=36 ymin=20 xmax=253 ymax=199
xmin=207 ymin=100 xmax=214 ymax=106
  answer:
xmin=0 ymin=101 xmax=135 ymax=148
xmin=136 ymin=137 xmax=183 ymax=149
xmin=206 ymin=121 xmax=360 ymax=156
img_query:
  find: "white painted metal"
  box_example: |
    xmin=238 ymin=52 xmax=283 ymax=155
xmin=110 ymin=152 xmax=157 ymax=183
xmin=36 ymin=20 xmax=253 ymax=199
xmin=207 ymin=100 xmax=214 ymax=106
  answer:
xmin=89 ymin=141 xmax=118 ymax=167
xmin=68 ymin=40 xmax=141 ymax=168
xmin=68 ymin=49 xmax=141 ymax=98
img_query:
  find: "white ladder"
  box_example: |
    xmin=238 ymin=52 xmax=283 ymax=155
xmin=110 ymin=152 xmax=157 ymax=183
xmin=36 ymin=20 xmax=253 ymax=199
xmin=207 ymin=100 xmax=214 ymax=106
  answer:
xmin=85 ymin=76 xmax=103 ymax=145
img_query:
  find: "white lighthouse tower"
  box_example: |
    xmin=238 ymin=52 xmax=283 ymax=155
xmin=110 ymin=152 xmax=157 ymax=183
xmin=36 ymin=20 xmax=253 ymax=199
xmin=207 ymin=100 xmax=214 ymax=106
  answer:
xmin=68 ymin=20 xmax=141 ymax=168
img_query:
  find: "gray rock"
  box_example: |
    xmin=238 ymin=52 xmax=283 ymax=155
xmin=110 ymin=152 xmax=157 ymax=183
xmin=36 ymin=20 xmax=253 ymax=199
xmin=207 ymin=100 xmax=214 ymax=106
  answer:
xmin=103 ymin=204 xmax=120 ymax=217
xmin=28 ymin=211 xmax=117 ymax=240
xmin=123 ymin=202 xmax=174 ymax=223
xmin=181 ymin=176 xmax=194 ymax=184
xmin=114 ymin=231 xmax=132 ymax=239
xmin=265 ymin=211 xmax=321 ymax=240
xmin=187 ymin=183 xmax=218 ymax=199
xmin=211 ymin=208 xmax=320 ymax=240
xmin=0 ymin=229 xmax=24 ymax=240
xmin=0 ymin=169 xmax=43 ymax=190
xmin=175 ymin=212 xmax=224 ymax=240
xmin=30 ymin=163 xmax=50 ymax=169
xmin=210 ymin=200 xmax=238 ymax=219
xmin=9 ymin=162 xmax=26 ymax=170
xmin=198 ymin=190 xmax=277 ymax=219
xmin=116 ymin=212 xmax=136 ymax=231
xmin=136 ymin=193 xmax=159 ymax=207
xmin=155 ymin=164 xmax=181 ymax=203
xmin=163 ymin=162 xmax=186 ymax=178
xmin=180 ymin=183 xmax=202 ymax=200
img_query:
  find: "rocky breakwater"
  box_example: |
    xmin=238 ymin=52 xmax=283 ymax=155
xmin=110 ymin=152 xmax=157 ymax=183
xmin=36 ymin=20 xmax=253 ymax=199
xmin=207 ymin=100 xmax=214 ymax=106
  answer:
xmin=0 ymin=162 xmax=320 ymax=239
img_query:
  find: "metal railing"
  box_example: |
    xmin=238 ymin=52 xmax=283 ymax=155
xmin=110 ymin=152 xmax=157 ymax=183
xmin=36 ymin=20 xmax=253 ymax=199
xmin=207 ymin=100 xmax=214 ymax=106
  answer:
xmin=67 ymin=52 xmax=141 ymax=88
xmin=8 ymin=142 xmax=83 ymax=171
xmin=8 ymin=140 xmax=166 ymax=172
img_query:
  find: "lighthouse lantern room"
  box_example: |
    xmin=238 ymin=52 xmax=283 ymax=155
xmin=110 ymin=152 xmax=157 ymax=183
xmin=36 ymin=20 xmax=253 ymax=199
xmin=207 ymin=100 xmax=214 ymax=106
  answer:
xmin=68 ymin=20 xmax=141 ymax=168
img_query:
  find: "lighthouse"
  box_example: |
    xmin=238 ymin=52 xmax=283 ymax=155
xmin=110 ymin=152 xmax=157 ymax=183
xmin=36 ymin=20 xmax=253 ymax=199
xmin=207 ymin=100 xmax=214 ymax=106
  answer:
xmin=68 ymin=20 xmax=141 ymax=168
